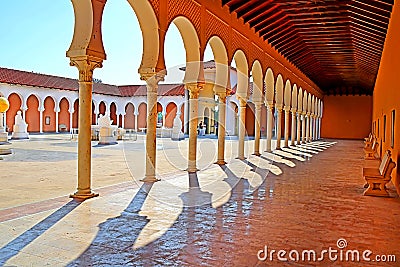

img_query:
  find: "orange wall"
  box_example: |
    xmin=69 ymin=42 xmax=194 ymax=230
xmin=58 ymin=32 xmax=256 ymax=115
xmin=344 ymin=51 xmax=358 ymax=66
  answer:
xmin=372 ymin=0 xmax=400 ymax=194
xmin=321 ymin=95 xmax=372 ymax=139
xmin=124 ymin=103 xmax=135 ymax=129
xmin=43 ymin=97 xmax=56 ymax=132
xmin=59 ymin=98 xmax=70 ymax=131
xmin=138 ymin=103 xmax=147 ymax=128
xmin=165 ymin=103 xmax=177 ymax=128
xmin=26 ymin=95 xmax=40 ymax=132
xmin=6 ymin=93 xmax=22 ymax=132
xmin=245 ymin=103 xmax=255 ymax=136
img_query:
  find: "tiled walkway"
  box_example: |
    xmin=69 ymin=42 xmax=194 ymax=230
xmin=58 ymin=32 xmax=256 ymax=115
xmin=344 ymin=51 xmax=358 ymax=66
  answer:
xmin=0 ymin=135 xmax=399 ymax=266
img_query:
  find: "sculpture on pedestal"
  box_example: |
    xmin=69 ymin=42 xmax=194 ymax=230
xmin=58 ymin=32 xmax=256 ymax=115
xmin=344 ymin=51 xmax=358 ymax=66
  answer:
xmin=98 ymin=114 xmax=117 ymax=145
xmin=11 ymin=111 xmax=29 ymax=140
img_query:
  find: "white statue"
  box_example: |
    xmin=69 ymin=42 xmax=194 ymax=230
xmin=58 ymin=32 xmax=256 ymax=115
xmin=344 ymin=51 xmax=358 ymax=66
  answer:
xmin=171 ymin=114 xmax=184 ymax=141
xmin=98 ymin=114 xmax=112 ymax=128
xmin=12 ymin=110 xmax=29 ymax=139
xmin=98 ymin=114 xmax=117 ymax=145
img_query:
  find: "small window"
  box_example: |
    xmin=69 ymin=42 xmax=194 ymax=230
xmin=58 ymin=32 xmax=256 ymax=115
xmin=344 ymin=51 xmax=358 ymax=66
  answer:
xmin=383 ymin=115 xmax=386 ymax=142
xmin=391 ymin=110 xmax=395 ymax=148
xmin=377 ymin=119 xmax=380 ymax=138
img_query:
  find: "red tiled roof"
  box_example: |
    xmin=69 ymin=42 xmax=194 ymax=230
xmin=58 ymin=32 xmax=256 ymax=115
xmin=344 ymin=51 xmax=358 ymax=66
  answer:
xmin=0 ymin=67 xmax=184 ymax=97
xmin=119 ymin=84 xmax=185 ymax=97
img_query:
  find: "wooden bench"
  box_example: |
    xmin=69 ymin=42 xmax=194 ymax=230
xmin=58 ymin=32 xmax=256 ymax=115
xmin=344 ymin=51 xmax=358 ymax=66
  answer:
xmin=364 ymin=139 xmax=379 ymax=159
xmin=364 ymin=133 xmax=372 ymax=143
xmin=363 ymin=150 xmax=396 ymax=197
xmin=59 ymin=124 xmax=67 ymax=132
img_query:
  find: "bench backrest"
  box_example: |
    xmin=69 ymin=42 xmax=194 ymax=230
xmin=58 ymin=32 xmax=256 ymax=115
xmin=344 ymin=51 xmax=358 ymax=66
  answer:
xmin=367 ymin=133 xmax=373 ymax=142
xmin=371 ymin=140 xmax=379 ymax=151
xmin=379 ymin=150 xmax=392 ymax=176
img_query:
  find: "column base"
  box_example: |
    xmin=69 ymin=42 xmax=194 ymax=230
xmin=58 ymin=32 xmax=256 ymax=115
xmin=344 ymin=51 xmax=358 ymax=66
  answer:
xmin=215 ymin=160 xmax=227 ymax=165
xmin=253 ymin=152 xmax=261 ymax=156
xmin=236 ymin=156 xmax=246 ymax=160
xmin=141 ymin=176 xmax=160 ymax=183
xmin=70 ymin=191 xmax=99 ymax=200
xmin=265 ymin=149 xmax=272 ymax=153
xmin=186 ymin=167 xmax=199 ymax=173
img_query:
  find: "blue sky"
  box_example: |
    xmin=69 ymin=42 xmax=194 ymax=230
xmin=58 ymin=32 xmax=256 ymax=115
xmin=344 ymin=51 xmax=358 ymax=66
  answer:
xmin=0 ymin=0 xmax=214 ymax=85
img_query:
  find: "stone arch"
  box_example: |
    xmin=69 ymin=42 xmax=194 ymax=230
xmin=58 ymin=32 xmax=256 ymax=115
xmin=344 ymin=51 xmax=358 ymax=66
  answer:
xmin=284 ymin=79 xmax=292 ymax=108
xmin=92 ymin=101 xmax=96 ymax=125
xmin=26 ymin=94 xmax=40 ymax=132
xmin=291 ymin=84 xmax=298 ymax=110
xmin=228 ymin=101 xmax=239 ymax=136
xmin=126 ymin=0 xmax=160 ymax=73
xmin=6 ymin=93 xmax=22 ymax=132
xmin=165 ymin=102 xmax=177 ymax=128
xmin=99 ymin=101 xmax=106 ymax=115
xmin=207 ymin=35 xmax=229 ymax=90
xmin=59 ymin=97 xmax=70 ymax=131
xmin=124 ymin=103 xmax=135 ymax=129
xmin=264 ymin=68 xmax=275 ymax=104
xmin=303 ymin=91 xmax=308 ymax=114
xmin=307 ymin=92 xmax=312 ymax=114
xmin=275 ymin=74 xmax=284 ymax=107
xmin=298 ymin=88 xmax=303 ymax=113
xmin=43 ymin=96 xmax=56 ymax=132
xmin=232 ymin=49 xmax=249 ymax=99
xmin=245 ymin=102 xmax=255 ymax=136
xmin=110 ymin=102 xmax=117 ymax=125
xmin=168 ymin=16 xmax=201 ymax=83
xmin=72 ymin=99 xmax=79 ymax=128
xmin=251 ymin=60 xmax=263 ymax=104
xmin=138 ymin=102 xmax=147 ymax=129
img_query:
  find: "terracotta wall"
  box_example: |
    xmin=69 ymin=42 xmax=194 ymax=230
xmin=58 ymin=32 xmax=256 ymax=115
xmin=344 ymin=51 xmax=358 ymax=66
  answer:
xmin=59 ymin=98 xmax=70 ymax=131
xmin=43 ymin=97 xmax=56 ymax=132
xmin=245 ymin=103 xmax=255 ymax=136
xmin=372 ymin=0 xmax=400 ymax=194
xmin=124 ymin=103 xmax=135 ymax=129
xmin=321 ymin=95 xmax=372 ymax=139
xmin=26 ymin=95 xmax=40 ymax=132
xmin=165 ymin=103 xmax=177 ymax=128
xmin=6 ymin=93 xmax=22 ymax=132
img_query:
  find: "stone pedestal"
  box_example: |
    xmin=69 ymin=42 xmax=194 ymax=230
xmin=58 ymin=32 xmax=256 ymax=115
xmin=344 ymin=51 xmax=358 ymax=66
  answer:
xmin=0 ymin=132 xmax=8 ymax=144
xmin=98 ymin=115 xmax=117 ymax=145
xmin=11 ymin=111 xmax=29 ymax=140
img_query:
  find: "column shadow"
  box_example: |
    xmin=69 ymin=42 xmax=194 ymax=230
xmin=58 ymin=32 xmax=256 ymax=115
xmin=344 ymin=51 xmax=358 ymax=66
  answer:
xmin=0 ymin=199 xmax=83 ymax=266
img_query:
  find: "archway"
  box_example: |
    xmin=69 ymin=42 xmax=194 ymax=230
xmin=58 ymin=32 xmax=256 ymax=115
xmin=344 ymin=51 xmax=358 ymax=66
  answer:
xmin=110 ymin=102 xmax=117 ymax=125
xmin=26 ymin=95 xmax=40 ymax=132
xmin=124 ymin=103 xmax=135 ymax=129
xmin=43 ymin=96 xmax=56 ymax=132
xmin=59 ymin=98 xmax=70 ymax=131
xmin=72 ymin=99 xmax=79 ymax=129
xmin=165 ymin=102 xmax=177 ymax=128
xmin=245 ymin=102 xmax=255 ymax=136
xmin=6 ymin=93 xmax=22 ymax=132
xmin=137 ymin=102 xmax=147 ymax=129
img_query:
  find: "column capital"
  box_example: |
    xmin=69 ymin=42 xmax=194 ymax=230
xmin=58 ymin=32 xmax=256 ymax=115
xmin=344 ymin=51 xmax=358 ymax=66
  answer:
xmin=141 ymin=71 xmax=166 ymax=90
xmin=291 ymin=108 xmax=297 ymax=113
xmin=216 ymin=92 xmax=227 ymax=102
xmin=185 ymin=82 xmax=203 ymax=99
xmin=238 ymin=97 xmax=247 ymax=107
xmin=69 ymin=57 xmax=103 ymax=82
xmin=265 ymin=101 xmax=274 ymax=109
xmin=254 ymin=101 xmax=262 ymax=110
xmin=283 ymin=106 xmax=291 ymax=112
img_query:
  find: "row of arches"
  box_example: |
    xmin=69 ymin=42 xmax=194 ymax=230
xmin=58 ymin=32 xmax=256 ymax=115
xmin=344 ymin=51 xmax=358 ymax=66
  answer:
xmin=4 ymin=92 xmax=185 ymax=133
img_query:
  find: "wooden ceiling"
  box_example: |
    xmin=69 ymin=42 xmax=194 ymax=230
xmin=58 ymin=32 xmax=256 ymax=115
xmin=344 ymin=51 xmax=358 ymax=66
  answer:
xmin=222 ymin=0 xmax=394 ymax=95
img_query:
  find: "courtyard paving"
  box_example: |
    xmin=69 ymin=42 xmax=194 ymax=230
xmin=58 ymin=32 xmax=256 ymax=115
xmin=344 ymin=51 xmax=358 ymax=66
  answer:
xmin=0 ymin=134 xmax=399 ymax=266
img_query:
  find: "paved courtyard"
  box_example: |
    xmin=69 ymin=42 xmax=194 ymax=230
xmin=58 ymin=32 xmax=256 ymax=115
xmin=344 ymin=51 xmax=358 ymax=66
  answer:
xmin=0 ymin=134 xmax=399 ymax=266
